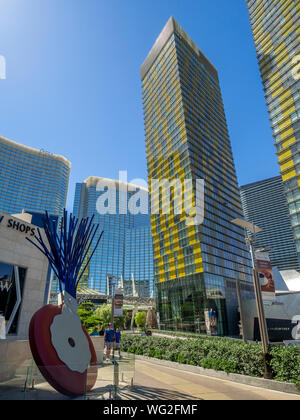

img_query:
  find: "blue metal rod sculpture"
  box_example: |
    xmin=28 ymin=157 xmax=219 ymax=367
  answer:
xmin=27 ymin=209 xmax=104 ymax=298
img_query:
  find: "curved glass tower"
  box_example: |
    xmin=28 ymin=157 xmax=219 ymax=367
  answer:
xmin=141 ymin=17 xmax=253 ymax=335
xmin=0 ymin=135 xmax=71 ymax=216
xmin=246 ymin=0 xmax=300 ymax=262
xmin=73 ymin=177 xmax=154 ymax=297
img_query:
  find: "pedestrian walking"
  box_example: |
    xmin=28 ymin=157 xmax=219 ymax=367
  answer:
xmin=114 ymin=327 xmax=122 ymax=358
xmin=104 ymin=322 xmax=115 ymax=360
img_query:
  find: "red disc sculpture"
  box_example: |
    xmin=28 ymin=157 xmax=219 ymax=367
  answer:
xmin=27 ymin=210 xmax=104 ymax=397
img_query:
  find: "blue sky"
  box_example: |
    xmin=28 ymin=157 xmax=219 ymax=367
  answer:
xmin=0 ymin=0 xmax=279 ymax=211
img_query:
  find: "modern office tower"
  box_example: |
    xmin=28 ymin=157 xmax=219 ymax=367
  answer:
xmin=246 ymin=1 xmax=300 ymax=262
xmin=241 ymin=175 xmax=300 ymax=271
xmin=124 ymin=225 xmax=154 ymax=297
xmin=141 ymin=17 xmax=253 ymax=335
xmin=73 ymin=177 xmax=154 ymax=297
xmin=0 ymin=135 xmax=71 ymax=216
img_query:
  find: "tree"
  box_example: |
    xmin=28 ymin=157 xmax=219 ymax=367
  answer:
xmin=93 ymin=304 xmax=132 ymax=330
xmin=123 ymin=309 xmax=131 ymax=329
xmin=77 ymin=302 xmax=103 ymax=329
xmin=94 ymin=303 xmax=112 ymax=325
xmin=135 ymin=312 xmax=146 ymax=329
xmin=78 ymin=302 xmax=94 ymax=321
xmin=113 ymin=309 xmax=130 ymax=330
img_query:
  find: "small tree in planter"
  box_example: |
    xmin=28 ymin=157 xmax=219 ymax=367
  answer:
xmin=135 ymin=312 xmax=146 ymax=330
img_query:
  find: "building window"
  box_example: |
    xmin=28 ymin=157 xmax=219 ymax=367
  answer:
xmin=0 ymin=262 xmax=26 ymax=335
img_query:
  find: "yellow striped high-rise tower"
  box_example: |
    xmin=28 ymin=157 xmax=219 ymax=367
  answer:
xmin=246 ymin=1 xmax=300 ymax=259
xmin=141 ymin=18 xmax=252 ymax=335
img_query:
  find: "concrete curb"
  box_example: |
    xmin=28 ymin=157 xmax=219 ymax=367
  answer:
xmin=133 ymin=354 xmax=300 ymax=396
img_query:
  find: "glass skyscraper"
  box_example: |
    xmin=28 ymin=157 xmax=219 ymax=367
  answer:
xmin=73 ymin=177 xmax=154 ymax=297
xmin=141 ymin=17 xmax=253 ymax=335
xmin=241 ymin=175 xmax=300 ymax=271
xmin=124 ymin=225 xmax=154 ymax=297
xmin=0 ymin=135 xmax=70 ymax=217
xmin=246 ymin=0 xmax=300 ymax=261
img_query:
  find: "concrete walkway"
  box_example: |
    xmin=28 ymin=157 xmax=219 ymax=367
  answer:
xmin=1 ymin=358 xmax=300 ymax=400
xmin=124 ymin=359 xmax=300 ymax=400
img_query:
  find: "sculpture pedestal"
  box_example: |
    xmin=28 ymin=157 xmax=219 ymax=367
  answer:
xmin=90 ymin=336 xmax=104 ymax=364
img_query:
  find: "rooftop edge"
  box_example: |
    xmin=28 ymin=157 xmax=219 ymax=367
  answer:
xmin=0 ymin=135 xmax=71 ymax=168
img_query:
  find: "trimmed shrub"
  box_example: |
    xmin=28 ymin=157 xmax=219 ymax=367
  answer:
xmin=270 ymin=345 xmax=300 ymax=385
xmin=121 ymin=334 xmax=300 ymax=384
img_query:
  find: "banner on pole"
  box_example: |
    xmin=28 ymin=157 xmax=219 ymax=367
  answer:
xmin=114 ymin=288 xmax=124 ymax=317
xmin=255 ymin=251 xmax=275 ymax=301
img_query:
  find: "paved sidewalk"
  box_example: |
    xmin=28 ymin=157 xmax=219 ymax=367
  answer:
xmin=1 ymin=358 xmax=300 ymax=400
xmin=127 ymin=359 xmax=300 ymax=400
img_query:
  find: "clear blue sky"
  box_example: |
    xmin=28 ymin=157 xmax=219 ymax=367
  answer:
xmin=0 ymin=0 xmax=279 ymax=211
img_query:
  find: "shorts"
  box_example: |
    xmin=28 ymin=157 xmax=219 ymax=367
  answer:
xmin=105 ymin=341 xmax=113 ymax=349
xmin=114 ymin=342 xmax=121 ymax=349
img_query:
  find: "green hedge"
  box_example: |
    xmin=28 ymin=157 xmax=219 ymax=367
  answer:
xmin=121 ymin=334 xmax=300 ymax=385
xmin=150 ymin=329 xmax=241 ymax=341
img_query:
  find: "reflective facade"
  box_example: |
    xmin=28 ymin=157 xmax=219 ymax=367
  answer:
xmin=246 ymin=0 xmax=300 ymax=261
xmin=141 ymin=17 xmax=253 ymax=335
xmin=241 ymin=175 xmax=300 ymax=271
xmin=0 ymin=135 xmax=70 ymax=217
xmin=0 ymin=262 xmax=26 ymax=335
xmin=124 ymin=225 xmax=154 ymax=297
xmin=73 ymin=177 xmax=154 ymax=297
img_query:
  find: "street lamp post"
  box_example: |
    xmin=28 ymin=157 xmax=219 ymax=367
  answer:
xmin=232 ymin=219 xmax=272 ymax=379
